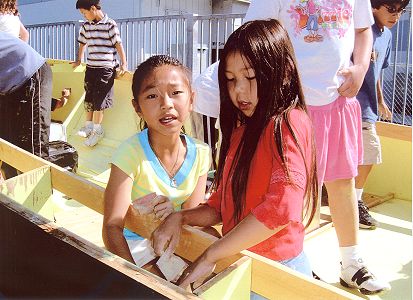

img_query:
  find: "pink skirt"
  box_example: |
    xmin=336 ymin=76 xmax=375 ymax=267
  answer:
xmin=307 ymin=96 xmax=363 ymax=184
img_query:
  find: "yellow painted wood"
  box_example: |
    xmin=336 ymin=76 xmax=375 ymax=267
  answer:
xmin=0 ymin=165 xmax=54 ymax=220
xmin=194 ymin=256 xmax=251 ymax=300
xmin=246 ymin=251 xmax=362 ymax=300
xmin=0 ymin=138 xmax=357 ymax=299
xmin=305 ymin=198 xmax=412 ymax=300
xmin=49 ymin=60 xmax=87 ymax=124
xmin=364 ymin=134 xmax=412 ymax=201
xmin=0 ymin=192 xmax=199 ymax=300
xmin=376 ymin=121 xmax=412 ymax=142
xmin=0 ymin=138 xmax=240 ymax=273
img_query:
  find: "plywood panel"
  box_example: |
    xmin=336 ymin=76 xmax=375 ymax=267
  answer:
xmin=0 ymin=166 xmax=54 ymax=220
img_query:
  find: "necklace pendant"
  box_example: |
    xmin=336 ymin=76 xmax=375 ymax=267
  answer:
xmin=170 ymin=178 xmax=177 ymax=188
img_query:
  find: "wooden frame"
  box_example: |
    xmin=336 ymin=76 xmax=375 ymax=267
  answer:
xmin=0 ymin=138 xmax=362 ymax=299
xmin=376 ymin=121 xmax=412 ymax=142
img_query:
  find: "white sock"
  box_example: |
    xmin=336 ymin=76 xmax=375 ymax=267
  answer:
xmin=85 ymin=120 xmax=93 ymax=128
xmin=93 ymin=123 xmax=102 ymax=132
xmin=356 ymin=188 xmax=363 ymax=201
xmin=340 ymin=245 xmax=362 ymax=268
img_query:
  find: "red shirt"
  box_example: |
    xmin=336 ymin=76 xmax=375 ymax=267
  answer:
xmin=207 ymin=109 xmax=313 ymax=261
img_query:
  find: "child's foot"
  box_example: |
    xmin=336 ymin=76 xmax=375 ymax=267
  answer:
xmin=77 ymin=124 xmax=93 ymax=138
xmin=84 ymin=128 xmax=104 ymax=147
xmin=340 ymin=260 xmax=390 ymax=295
xmin=358 ymin=200 xmax=378 ymax=229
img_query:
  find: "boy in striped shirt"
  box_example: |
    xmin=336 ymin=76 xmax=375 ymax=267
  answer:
xmin=72 ymin=0 xmax=127 ymax=147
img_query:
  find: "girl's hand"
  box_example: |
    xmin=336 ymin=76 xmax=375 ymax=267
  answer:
xmin=177 ymin=251 xmax=216 ymax=290
xmin=151 ymin=212 xmax=183 ymax=257
xmin=153 ymin=195 xmax=174 ymax=221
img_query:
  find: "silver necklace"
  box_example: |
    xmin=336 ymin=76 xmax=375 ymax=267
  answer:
xmin=149 ymin=136 xmax=181 ymax=188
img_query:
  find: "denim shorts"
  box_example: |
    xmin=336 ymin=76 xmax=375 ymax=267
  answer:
xmin=278 ymin=250 xmax=312 ymax=276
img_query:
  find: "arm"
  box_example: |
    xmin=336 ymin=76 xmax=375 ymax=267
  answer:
xmin=178 ymin=214 xmax=288 ymax=288
xmin=19 ymin=22 xmax=29 ymax=42
xmin=72 ymin=43 xmax=86 ymax=68
xmin=115 ymin=42 xmax=128 ymax=74
xmin=377 ymin=77 xmax=392 ymax=120
xmin=182 ymin=173 xmax=208 ymax=209
xmin=102 ymin=164 xmax=135 ymax=264
xmin=338 ymin=27 xmax=373 ymax=97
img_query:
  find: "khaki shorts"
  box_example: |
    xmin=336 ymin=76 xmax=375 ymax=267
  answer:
xmin=361 ymin=121 xmax=382 ymax=165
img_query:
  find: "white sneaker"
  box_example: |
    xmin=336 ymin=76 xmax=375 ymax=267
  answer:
xmin=84 ymin=129 xmax=104 ymax=147
xmin=340 ymin=260 xmax=391 ymax=295
xmin=77 ymin=125 xmax=93 ymax=138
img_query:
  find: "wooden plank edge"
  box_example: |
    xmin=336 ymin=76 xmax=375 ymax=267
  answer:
xmin=193 ymin=256 xmax=252 ymax=296
xmin=305 ymin=220 xmax=334 ymax=241
xmin=245 ymin=251 xmax=362 ymax=300
xmin=0 ymin=193 xmax=198 ymax=300
xmin=0 ymin=138 xmax=366 ymax=299
xmin=363 ymin=192 xmax=395 ymax=208
xmin=376 ymin=122 xmax=412 ymax=142
xmin=0 ymin=138 xmax=239 ymax=272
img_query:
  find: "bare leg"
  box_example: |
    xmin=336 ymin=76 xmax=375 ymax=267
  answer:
xmin=85 ymin=111 xmax=93 ymax=122
xmin=324 ymin=178 xmax=358 ymax=247
xmin=93 ymin=110 xmax=104 ymax=125
xmin=355 ymin=165 xmax=373 ymax=189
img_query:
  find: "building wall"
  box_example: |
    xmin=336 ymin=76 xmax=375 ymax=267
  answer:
xmin=18 ymin=0 xmax=212 ymax=25
xmin=212 ymin=0 xmax=249 ymax=14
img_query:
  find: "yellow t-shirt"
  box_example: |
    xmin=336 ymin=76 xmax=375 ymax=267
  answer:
xmin=112 ymin=128 xmax=211 ymax=211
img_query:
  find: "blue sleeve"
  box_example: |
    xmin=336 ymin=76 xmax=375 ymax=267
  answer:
xmin=382 ymin=34 xmax=392 ymax=70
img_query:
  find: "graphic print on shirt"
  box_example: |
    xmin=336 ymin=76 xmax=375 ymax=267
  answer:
xmin=287 ymin=0 xmax=353 ymax=43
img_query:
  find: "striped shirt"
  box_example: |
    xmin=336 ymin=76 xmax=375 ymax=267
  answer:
xmin=78 ymin=14 xmax=121 ymax=68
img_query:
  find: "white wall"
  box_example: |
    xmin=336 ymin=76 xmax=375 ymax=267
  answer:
xmin=212 ymin=0 xmax=248 ymax=14
xmin=19 ymin=0 xmax=212 ymax=25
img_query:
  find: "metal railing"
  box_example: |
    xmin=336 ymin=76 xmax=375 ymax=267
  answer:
xmin=27 ymin=21 xmax=79 ymax=62
xmin=381 ymin=11 xmax=412 ymax=126
xmin=27 ymin=13 xmax=412 ymax=126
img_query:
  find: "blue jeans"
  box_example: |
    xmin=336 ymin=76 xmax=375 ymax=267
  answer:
xmin=279 ymin=250 xmax=312 ymax=277
xmin=250 ymin=251 xmax=312 ymax=300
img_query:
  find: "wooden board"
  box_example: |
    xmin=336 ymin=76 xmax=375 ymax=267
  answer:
xmin=0 ymin=138 xmax=361 ymax=299
xmin=0 ymin=165 xmax=54 ymax=220
xmin=194 ymin=256 xmax=252 ymax=300
xmin=0 ymin=193 xmax=197 ymax=299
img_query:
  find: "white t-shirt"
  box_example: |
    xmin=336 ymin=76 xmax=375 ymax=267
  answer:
xmin=193 ymin=61 xmax=220 ymax=118
xmin=0 ymin=14 xmax=21 ymax=38
xmin=244 ymin=0 xmax=374 ymax=106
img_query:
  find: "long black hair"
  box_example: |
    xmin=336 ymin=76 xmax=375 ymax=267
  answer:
xmin=216 ymin=19 xmax=318 ymax=227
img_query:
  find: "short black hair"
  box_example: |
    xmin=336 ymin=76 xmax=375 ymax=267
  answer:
xmin=75 ymin=0 xmax=101 ymax=10
xmin=371 ymin=0 xmax=410 ymax=10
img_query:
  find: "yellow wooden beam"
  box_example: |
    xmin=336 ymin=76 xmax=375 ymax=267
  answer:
xmin=0 ymin=138 xmax=359 ymax=299
xmin=194 ymin=256 xmax=252 ymax=300
xmin=0 ymin=192 xmax=198 ymax=300
xmin=376 ymin=121 xmax=411 ymax=142
xmin=246 ymin=251 xmax=362 ymax=300
xmin=0 ymin=138 xmax=240 ymax=272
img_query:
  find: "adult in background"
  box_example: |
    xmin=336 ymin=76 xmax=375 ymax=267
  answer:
xmin=0 ymin=32 xmax=52 ymax=178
